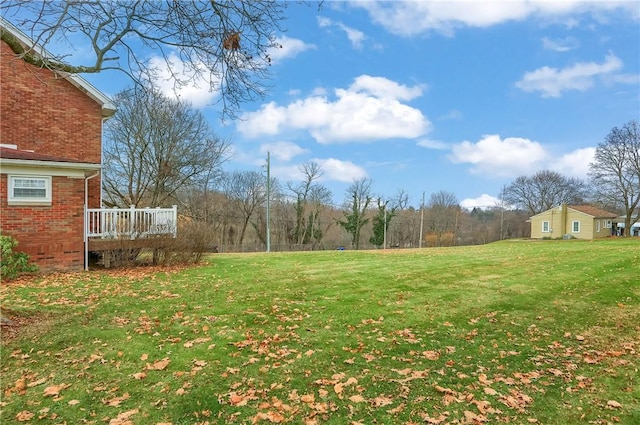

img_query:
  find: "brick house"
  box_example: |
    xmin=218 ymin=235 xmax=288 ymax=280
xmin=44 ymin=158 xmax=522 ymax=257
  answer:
xmin=0 ymin=19 xmax=116 ymax=272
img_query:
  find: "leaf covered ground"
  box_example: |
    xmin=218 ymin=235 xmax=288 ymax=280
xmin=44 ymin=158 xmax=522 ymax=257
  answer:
xmin=1 ymin=239 xmax=639 ymax=424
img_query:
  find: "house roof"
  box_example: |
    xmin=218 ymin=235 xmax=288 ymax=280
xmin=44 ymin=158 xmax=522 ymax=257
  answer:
xmin=0 ymin=146 xmax=101 ymax=170
xmin=530 ymin=204 xmax=618 ymax=219
xmin=0 ymin=146 xmax=86 ymax=163
xmin=568 ymin=205 xmax=618 ymax=218
xmin=0 ymin=18 xmax=116 ymax=118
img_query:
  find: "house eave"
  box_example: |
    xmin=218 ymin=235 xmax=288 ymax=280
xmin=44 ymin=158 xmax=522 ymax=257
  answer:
xmin=0 ymin=157 xmax=102 ymax=171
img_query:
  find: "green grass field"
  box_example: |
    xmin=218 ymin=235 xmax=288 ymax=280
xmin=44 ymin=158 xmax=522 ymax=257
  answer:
xmin=1 ymin=239 xmax=639 ymax=424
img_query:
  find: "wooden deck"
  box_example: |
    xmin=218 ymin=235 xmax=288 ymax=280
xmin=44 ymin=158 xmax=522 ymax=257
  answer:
xmin=85 ymin=206 xmax=178 ymax=268
xmin=87 ymin=237 xmax=176 ymax=252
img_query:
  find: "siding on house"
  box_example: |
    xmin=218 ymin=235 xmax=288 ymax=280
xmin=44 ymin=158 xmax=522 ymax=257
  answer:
xmin=0 ymin=22 xmax=114 ymax=272
xmin=530 ymin=204 xmax=617 ymax=240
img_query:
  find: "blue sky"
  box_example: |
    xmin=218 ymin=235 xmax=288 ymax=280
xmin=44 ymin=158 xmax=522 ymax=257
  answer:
xmin=16 ymin=1 xmax=640 ymax=209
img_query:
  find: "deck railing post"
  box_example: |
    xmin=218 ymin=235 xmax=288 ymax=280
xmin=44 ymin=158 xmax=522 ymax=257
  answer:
xmin=172 ymin=205 xmax=178 ymax=237
xmin=129 ymin=205 xmax=135 ymax=239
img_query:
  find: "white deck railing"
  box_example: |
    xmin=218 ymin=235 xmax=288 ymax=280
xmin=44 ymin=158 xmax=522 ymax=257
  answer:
xmin=85 ymin=205 xmax=178 ymax=239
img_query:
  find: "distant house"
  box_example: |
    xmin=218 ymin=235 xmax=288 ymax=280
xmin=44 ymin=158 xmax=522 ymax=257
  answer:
xmin=529 ymin=204 xmax=618 ymax=240
xmin=613 ymin=212 xmax=640 ymax=237
xmin=0 ymin=18 xmax=115 ymax=271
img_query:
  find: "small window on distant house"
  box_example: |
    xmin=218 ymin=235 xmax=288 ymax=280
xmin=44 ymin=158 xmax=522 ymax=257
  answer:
xmin=596 ymin=220 xmax=601 ymax=232
xmin=572 ymin=221 xmax=580 ymax=233
xmin=542 ymin=221 xmax=550 ymax=232
xmin=604 ymin=220 xmax=612 ymax=228
xmin=8 ymin=176 xmax=51 ymax=205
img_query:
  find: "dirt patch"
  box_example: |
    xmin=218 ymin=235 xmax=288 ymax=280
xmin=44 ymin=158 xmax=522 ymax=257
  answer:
xmin=0 ymin=307 xmax=44 ymax=344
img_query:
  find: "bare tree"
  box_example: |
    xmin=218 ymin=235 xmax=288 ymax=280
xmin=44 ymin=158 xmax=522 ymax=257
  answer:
xmin=222 ymin=170 xmax=267 ymax=246
xmin=1 ymin=1 xmax=294 ymax=119
xmin=287 ymin=161 xmax=332 ymax=246
xmin=589 ymin=120 xmax=640 ymax=235
xmin=426 ymin=190 xmax=459 ymax=247
xmin=503 ymin=170 xmax=587 ymax=215
xmin=103 ymin=86 xmax=230 ymax=207
xmin=338 ymin=178 xmax=373 ymax=250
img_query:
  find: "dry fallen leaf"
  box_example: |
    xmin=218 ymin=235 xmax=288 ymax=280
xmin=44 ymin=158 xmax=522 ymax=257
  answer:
xmin=483 ymin=387 xmax=498 ymax=396
xmin=132 ymin=372 xmax=147 ymax=380
xmin=147 ymin=358 xmax=170 ymax=371
xmin=108 ymin=408 xmax=139 ymax=425
xmin=16 ymin=411 xmax=34 ymax=422
xmin=43 ymin=383 xmax=69 ymax=397
xmin=607 ymin=400 xmax=622 ymax=409
xmin=27 ymin=377 xmax=47 ymax=388
xmin=371 ymin=395 xmax=393 ymax=407
xmin=300 ymin=394 xmax=315 ymax=403
xmin=103 ymin=393 xmax=130 ymax=407
xmin=423 ymin=350 xmax=440 ymax=360
xmin=349 ymin=394 xmax=366 ymax=403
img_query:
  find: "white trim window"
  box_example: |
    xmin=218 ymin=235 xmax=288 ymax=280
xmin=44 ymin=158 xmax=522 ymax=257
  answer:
xmin=604 ymin=220 xmax=612 ymax=229
xmin=542 ymin=221 xmax=550 ymax=233
xmin=596 ymin=220 xmax=601 ymax=232
xmin=8 ymin=175 xmax=51 ymax=205
xmin=572 ymin=220 xmax=580 ymax=233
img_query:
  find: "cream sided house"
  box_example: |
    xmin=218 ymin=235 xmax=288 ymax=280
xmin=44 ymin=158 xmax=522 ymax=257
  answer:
xmin=529 ymin=204 xmax=618 ymax=240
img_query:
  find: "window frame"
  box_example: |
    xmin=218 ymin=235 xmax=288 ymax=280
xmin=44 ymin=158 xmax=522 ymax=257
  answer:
xmin=542 ymin=221 xmax=550 ymax=233
xmin=572 ymin=220 xmax=580 ymax=233
xmin=8 ymin=175 xmax=52 ymax=205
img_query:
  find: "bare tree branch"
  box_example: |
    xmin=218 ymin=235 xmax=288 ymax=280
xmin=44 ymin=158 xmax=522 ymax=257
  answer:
xmin=2 ymin=0 xmax=291 ymax=119
xmin=589 ymin=120 xmax=640 ymax=235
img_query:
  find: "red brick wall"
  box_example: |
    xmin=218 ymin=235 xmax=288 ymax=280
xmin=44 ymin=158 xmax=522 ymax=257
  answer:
xmin=1 ymin=39 xmax=106 ymax=272
xmin=0 ymin=175 xmax=86 ymax=271
xmin=0 ymin=42 xmax=103 ymax=163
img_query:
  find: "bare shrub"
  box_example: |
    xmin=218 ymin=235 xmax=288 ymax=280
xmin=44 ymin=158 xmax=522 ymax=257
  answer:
xmin=151 ymin=220 xmax=216 ymax=265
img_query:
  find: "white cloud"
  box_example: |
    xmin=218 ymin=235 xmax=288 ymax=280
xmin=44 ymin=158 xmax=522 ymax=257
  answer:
xmin=460 ymin=194 xmax=501 ymax=210
xmin=549 ymin=147 xmax=595 ymax=177
xmin=350 ymin=75 xmax=426 ymax=101
xmin=448 ymin=134 xmax=596 ymax=179
xmin=259 ymin=141 xmax=308 ymax=161
xmin=317 ymin=16 xmax=367 ymax=49
xmin=541 ymin=36 xmax=579 ymax=52
xmin=271 ymin=157 xmax=367 ymax=185
xmin=353 ymin=1 xmax=639 ymax=36
xmin=237 ymin=75 xmax=430 ymax=144
xmin=448 ymin=134 xmax=549 ymax=176
xmin=147 ymin=53 xmax=217 ymax=107
xmin=317 ymin=16 xmax=332 ymax=28
xmin=515 ymin=53 xmax=624 ymax=97
xmin=313 ymin=158 xmax=368 ymax=183
xmin=267 ymin=36 xmax=316 ymax=63
xmin=417 ymin=139 xmax=449 ymax=150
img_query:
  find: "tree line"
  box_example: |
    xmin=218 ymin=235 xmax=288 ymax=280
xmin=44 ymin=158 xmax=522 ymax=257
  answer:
xmin=6 ymin=2 xmax=638 ymax=245
xmin=98 ymin=87 xmax=640 ymax=252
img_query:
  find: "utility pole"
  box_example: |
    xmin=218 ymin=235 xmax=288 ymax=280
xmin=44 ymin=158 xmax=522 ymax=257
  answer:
xmin=419 ymin=191 xmax=425 ymax=248
xmin=383 ymin=202 xmax=387 ymax=250
xmin=499 ymin=185 xmax=506 ymax=240
xmin=266 ymin=152 xmax=271 ymax=253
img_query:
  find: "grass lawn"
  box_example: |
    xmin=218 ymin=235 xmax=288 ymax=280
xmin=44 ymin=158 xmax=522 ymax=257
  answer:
xmin=1 ymin=239 xmax=639 ymax=424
